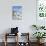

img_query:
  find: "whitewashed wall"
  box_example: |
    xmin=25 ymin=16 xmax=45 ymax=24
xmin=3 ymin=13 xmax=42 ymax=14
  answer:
xmin=0 ymin=0 xmax=36 ymax=42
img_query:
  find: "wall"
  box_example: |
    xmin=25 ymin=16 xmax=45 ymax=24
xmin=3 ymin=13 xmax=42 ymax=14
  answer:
xmin=0 ymin=0 xmax=36 ymax=42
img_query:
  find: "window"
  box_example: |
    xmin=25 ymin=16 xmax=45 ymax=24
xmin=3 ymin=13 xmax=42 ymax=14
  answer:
xmin=37 ymin=0 xmax=46 ymax=18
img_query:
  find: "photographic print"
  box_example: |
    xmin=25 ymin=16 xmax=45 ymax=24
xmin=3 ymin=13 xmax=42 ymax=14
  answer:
xmin=12 ymin=6 xmax=22 ymax=20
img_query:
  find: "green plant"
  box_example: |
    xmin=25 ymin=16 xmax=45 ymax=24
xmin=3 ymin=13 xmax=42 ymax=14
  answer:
xmin=32 ymin=24 xmax=45 ymax=30
xmin=33 ymin=32 xmax=46 ymax=40
xmin=32 ymin=25 xmax=39 ymax=30
xmin=40 ymin=26 xmax=45 ymax=29
xmin=32 ymin=25 xmax=37 ymax=27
